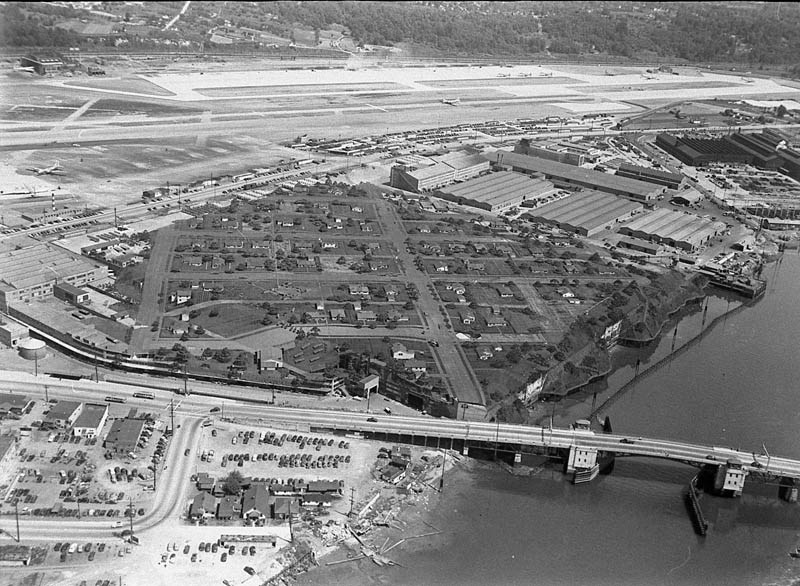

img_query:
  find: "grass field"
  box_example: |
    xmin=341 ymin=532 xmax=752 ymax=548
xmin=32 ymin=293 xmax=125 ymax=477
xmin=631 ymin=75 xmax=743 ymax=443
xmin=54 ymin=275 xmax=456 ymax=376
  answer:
xmin=420 ymin=76 xmax=579 ymax=88
xmin=83 ymin=99 xmax=204 ymax=118
xmin=64 ymin=76 xmax=177 ymax=96
xmin=195 ymin=82 xmax=408 ymax=98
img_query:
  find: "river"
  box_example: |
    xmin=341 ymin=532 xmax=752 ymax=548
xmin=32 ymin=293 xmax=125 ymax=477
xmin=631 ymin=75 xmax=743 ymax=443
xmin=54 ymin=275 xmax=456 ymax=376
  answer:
xmin=302 ymin=255 xmax=800 ymax=586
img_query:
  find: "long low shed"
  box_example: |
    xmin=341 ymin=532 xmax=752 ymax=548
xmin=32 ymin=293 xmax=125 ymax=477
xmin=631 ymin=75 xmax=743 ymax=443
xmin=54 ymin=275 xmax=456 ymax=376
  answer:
xmin=525 ymin=190 xmax=643 ymax=236
xmin=488 ymin=151 xmax=664 ymax=202
xmin=619 ymin=208 xmax=723 ymax=251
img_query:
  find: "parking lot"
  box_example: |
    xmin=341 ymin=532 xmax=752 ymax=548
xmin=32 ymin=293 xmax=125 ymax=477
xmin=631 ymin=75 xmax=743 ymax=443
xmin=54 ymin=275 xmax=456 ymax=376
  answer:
xmin=0 ymin=399 xmax=170 ymax=523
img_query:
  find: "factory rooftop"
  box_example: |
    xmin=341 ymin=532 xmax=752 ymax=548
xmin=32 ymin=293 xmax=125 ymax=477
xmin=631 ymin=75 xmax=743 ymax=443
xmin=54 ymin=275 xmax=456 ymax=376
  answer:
xmin=437 ymin=171 xmax=554 ymax=212
xmin=620 ymin=208 xmax=724 ymax=251
xmin=524 ymin=190 xmax=643 ymax=236
xmin=488 ymin=151 xmax=663 ymax=201
xmin=0 ymin=243 xmax=102 ymax=292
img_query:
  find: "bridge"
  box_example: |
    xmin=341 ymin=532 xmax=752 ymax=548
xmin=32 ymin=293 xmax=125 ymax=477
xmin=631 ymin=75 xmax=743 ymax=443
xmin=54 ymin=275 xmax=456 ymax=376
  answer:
xmin=253 ymin=407 xmax=800 ymax=496
xmin=7 ymin=369 xmax=800 ymax=506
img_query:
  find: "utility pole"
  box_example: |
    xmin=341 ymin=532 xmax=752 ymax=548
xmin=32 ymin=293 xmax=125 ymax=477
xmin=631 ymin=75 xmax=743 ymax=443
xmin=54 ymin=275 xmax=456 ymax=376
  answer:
xmin=170 ymin=398 xmax=175 ymax=435
xmin=94 ymin=352 xmax=99 ymax=383
xmin=44 ymin=385 xmax=48 ymax=403
xmin=349 ymin=487 xmax=356 ymax=517
xmin=494 ymin=418 xmax=500 ymax=461
xmin=153 ymin=458 xmax=157 ymax=492
xmin=183 ymin=364 xmax=188 ymax=396
xmin=14 ymin=500 xmax=20 ymax=542
xmin=128 ymin=496 xmax=134 ymax=538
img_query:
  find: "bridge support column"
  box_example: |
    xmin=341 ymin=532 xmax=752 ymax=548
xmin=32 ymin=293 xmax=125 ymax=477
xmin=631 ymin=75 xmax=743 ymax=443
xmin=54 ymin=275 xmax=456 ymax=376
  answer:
xmin=462 ymin=443 xmax=469 ymax=457
xmin=778 ymin=477 xmax=798 ymax=503
xmin=566 ymin=445 xmax=598 ymax=474
xmin=712 ymin=462 xmax=747 ymax=497
xmin=514 ymin=453 xmax=521 ymax=464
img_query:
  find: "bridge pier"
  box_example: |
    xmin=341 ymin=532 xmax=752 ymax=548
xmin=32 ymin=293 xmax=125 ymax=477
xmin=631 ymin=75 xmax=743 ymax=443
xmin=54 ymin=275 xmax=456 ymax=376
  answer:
xmin=712 ymin=460 xmax=747 ymax=497
xmin=779 ymin=477 xmax=798 ymax=503
xmin=566 ymin=446 xmax=599 ymax=484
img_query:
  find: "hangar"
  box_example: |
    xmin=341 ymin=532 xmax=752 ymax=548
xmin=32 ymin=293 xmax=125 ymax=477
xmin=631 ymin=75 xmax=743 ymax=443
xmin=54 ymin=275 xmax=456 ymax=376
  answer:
xmin=619 ymin=208 xmax=724 ymax=252
xmin=435 ymin=171 xmax=555 ymax=213
xmin=524 ymin=190 xmax=643 ymax=237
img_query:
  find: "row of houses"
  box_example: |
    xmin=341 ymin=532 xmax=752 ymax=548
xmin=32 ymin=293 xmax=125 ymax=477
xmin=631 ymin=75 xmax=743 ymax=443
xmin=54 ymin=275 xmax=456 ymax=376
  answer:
xmin=190 ymin=476 xmax=342 ymax=522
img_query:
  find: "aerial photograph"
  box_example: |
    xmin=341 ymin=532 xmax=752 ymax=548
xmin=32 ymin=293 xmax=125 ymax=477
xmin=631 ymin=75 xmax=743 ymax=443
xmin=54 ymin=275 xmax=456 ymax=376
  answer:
xmin=0 ymin=1 xmax=799 ymax=585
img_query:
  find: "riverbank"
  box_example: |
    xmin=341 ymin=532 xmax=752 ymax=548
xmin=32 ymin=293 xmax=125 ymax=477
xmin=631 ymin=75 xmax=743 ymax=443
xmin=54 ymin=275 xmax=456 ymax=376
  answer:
xmin=292 ymin=450 xmax=469 ymax=585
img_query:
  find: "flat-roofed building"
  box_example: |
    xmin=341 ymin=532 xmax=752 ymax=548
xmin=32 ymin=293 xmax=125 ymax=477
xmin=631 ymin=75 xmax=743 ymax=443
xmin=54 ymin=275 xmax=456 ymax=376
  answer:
xmin=45 ymin=400 xmax=82 ymax=428
xmin=615 ymin=162 xmax=684 ymax=190
xmin=0 ymin=242 xmax=108 ymax=311
xmin=619 ymin=208 xmax=724 ymax=252
xmin=524 ymin=190 xmax=643 ymax=237
xmin=19 ymin=54 xmax=63 ymax=75
xmin=390 ymin=151 xmax=489 ymax=192
xmin=0 ymin=394 xmax=32 ymax=419
xmin=0 ymin=435 xmax=20 ymax=480
xmin=0 ymin=321 xmax=28 ymax=348
xmin=104 ymin=417 xmax=147 ymax=454
xmin=489 ymin=151 xmax=663 ymax=202
xmin=53 ymin=282 xmax=90 ymax=305
xmin=436 ymin=171 xmax=555 ymax=213
xmin=72 ymin=403 xmax=109 ymax=438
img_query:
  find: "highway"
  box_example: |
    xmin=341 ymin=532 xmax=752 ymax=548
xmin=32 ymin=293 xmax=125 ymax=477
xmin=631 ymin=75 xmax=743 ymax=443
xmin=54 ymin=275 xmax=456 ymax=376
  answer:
xmin=2 ymin=368 xmax=799 ymax=544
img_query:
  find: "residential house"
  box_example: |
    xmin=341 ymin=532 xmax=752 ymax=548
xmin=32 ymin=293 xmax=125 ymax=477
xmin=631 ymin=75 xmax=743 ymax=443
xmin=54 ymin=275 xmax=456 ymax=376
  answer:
xmin=356 ymin=310 xmax=377 ymax=323
xmin=391 ymin=343 xmax=415 ymax=361
xmin=272 ymin=496 xmax=297 ymax=520
xmin=242 ymin=483 xmax=270 ymax=521
xmin=302 ymin=493 xmax=336 ymax=507
xmin=216 ymin=495 xmax=241 ymax=520
xmin=496 ymin=285 xmax=514 ymax=298
xmin=189 ymin=492 xmax=216 ymax=520
xmin=348 ymin=284 xmax=370 ymax=299
xmin=187 ymin=256 xmax=203 ymax=267
xmin=556 ymin=287 xmax=575 ymax=298
xmin=196 ymin=472 xmax=215 ymax=493
xmin=329 ymin=308 xmax=347 ymax=322
xmin=171 ymin=289 xmax=192 ymax=305
xmin=383 ymin=285 xmax=398 ymax=301
xmin=303 ymin=311 xmax=327 ymax=324
xmin=405 ymin=359 xmax=427 ymax=374
xmin=434 ymin=263 xmax=449 ymax=273
xmin=460 ymin=311 xmax=475 ymax=325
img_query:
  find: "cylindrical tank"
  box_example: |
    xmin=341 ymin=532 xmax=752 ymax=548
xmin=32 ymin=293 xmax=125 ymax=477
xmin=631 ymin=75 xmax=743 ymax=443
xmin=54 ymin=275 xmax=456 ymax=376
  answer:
xmin=18 ymin=337 xmax=46 ymax=360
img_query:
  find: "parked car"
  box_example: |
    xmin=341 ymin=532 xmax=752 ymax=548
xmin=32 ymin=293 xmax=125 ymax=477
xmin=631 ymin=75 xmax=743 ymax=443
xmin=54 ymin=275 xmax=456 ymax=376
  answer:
xmin=244 ymin=566 xmax=256 ymax=576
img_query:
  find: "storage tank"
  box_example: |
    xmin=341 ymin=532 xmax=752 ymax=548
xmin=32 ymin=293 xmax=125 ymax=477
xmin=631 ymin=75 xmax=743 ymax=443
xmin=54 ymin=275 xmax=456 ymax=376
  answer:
xmin=18 ymin=337 xmax=46 ymax=360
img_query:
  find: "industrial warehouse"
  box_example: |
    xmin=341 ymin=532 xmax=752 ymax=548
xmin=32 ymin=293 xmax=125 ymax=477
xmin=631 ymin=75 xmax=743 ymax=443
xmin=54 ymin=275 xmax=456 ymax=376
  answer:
xmin=524 ymin=190 xmax=643 ymax=237
xmin=655 ymin=129 xmax=800 ymax=181
xmin=434 ymin=171 xmax=555 ymax=213
xmin=0 ymin=240 xmax=109 ymax=311
xmin=389 ymin=150 xmax=489 ymax=192
xmin=619 ymin=208 xmax=724 ymax=252
xmin=488 ymin=151 xmax=664 ymax=202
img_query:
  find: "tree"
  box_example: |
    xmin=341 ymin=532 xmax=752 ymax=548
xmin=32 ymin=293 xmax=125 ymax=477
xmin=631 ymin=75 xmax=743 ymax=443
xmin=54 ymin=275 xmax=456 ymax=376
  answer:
xmin=222 ymin=470 xmax=244 ymax=495
xmin=776 ymin=104 xmax=788 ymax=118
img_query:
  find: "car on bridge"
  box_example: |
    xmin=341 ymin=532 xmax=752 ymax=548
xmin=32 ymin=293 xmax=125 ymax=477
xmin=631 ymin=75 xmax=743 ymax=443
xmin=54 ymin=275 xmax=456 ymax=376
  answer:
xmin=367 ymin=417 xmax=378 ymax=423
xmin=619 ymin=438 xmax=635 ymax=444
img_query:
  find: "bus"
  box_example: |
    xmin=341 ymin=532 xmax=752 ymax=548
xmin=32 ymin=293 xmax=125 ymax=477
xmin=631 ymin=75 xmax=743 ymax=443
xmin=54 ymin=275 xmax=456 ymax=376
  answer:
xmin=132 ymin=391 xmax=155 ymax=400
xmin=105 ymin=396 xmax=126 ymax=404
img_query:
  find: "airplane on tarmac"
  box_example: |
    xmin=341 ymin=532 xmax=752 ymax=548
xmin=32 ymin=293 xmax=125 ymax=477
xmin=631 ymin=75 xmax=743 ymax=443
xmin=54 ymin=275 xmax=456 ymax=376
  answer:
xmin=27 ymin=161 xmax=65 ymax=176
xmin=441 ymin=98 xmax=461 ymax=106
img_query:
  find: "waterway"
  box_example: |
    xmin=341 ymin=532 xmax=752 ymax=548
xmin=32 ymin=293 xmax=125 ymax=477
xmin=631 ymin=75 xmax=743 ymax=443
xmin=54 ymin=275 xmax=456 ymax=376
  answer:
xmin=303 ymin=255 xmax=800 ymax=586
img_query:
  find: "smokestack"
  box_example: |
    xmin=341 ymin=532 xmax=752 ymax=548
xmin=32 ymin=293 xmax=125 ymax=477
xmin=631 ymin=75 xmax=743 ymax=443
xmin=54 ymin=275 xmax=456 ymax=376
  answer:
xmin=51 ymin=192 xmax=55 ymax=211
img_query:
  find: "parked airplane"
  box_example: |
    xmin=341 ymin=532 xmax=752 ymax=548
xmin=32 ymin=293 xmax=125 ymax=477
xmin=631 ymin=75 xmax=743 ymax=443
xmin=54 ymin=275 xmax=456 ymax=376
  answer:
xmin=441 ymin=98 xmax=461 ymax=106
xmin=27 ymin=161 xmax=64 ymax=176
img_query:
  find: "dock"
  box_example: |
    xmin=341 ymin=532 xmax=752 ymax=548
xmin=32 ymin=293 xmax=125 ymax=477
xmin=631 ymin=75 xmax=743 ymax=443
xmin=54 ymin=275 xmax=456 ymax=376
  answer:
xmin=686 ymin=475 xmax=709 ymax=536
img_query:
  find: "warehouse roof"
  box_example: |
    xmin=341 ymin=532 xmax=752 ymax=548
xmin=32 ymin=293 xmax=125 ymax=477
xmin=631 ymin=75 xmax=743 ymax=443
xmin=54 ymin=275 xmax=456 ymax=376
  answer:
xmin=620 ymin=208 xmax=722 ymax=248
xmin=488 ymin=151 xmax=660 ymax=199
xmin=104 ymin=417 xmax=146 ymax=451
xmin=440 ymin=171 xmax=553 ymax=208
xmin=72 ymin=403 xmax=107 ymax=430
xmin=617 ymin=162 xmax=683 ymax=184
xmin=526 ymin=190 xmax=642 ymax=234
xmin=0 ymin=242 xmax=103 ymax=292
xmin=45 ymin=400 xmax=81 ymax=423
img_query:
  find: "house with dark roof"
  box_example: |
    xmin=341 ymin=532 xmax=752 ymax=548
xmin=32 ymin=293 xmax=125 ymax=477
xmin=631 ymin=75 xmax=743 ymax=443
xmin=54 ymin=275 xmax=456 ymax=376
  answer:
xmin=242 ymin=484 xmax=270 ymax=521
xmin=196 ymin=472 xmax=215 ymax=492
xmin=216 ymin=495 xmax=241 ymax=520
xmin=306 ymin=480 xmax=342 ymax=495
xmin=302 ymin=493 xmax=336 ymax=507
xmin=272 ymin=496 xmax=298 ymax=520
xmin=189 ymin=492 xmax=216 ymax=520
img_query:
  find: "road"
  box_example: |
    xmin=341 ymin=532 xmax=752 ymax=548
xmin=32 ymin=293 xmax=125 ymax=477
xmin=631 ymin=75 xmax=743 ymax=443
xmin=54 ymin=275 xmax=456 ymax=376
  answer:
xmin=379 ymin=200 xmax=485 ymax=409
xmin=5 ymin=370 xmax=799 ymax=544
